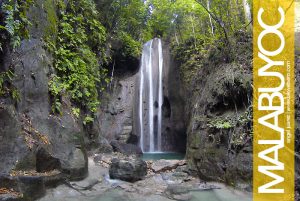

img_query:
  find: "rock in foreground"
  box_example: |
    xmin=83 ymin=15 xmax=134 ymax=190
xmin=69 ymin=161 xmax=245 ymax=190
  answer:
xmin=165 ymin=184 xmax=192 ymax=201
xmin=109 ymin=157 xmax=147 ymax=182
xmin=151 ymin=160 xmax=186 ymax=173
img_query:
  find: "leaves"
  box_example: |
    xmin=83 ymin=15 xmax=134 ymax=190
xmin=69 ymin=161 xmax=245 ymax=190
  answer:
xmin=0 ymin=70 xmax=19 ymax=99
xmin=208 ymin=118 xmax=234 ymax=129
xmin=0 ymin=188 xmax=22 ymax=197
xmin=48 ymin=0 xmax=108 ymax=120
xmin=83 ymin=115 xmax=94 ymax=125
xmin=0 ymin=0 xmax=32 ymax=51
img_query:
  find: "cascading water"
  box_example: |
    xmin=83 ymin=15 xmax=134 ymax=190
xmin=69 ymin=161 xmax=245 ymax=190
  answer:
xmin=157 ymin=39 xmax=163 ymax=151
xmin=243 ymin=0 xmax=251 ymax=24
xmin=139 ymin=38 xmax=164 ymax=153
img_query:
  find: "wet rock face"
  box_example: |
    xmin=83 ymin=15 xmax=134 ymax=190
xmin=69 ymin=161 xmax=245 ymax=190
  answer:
xmin=0 ymin=0 xmax=88 ymax=195
xmin=0 ymin=105 xmax=30 ymax=173
xmin=98 ymin=75 xmax=138 ymax=145
xmin=183 ymin=42 xmax=253 ymax=189
xmin=110 ymin=140 xmax=142 ymax=156
xmin=109 ymin=157 xmax=147 ymax=182
xmin=162 ymin=42 xmax=186 ymax=152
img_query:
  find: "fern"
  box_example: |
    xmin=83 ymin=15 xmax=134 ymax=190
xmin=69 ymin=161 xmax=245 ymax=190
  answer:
xmin=47 ymin=0 xmax=108 ymax=120
xmin=0 ymin=0 xmax=33 ymax=51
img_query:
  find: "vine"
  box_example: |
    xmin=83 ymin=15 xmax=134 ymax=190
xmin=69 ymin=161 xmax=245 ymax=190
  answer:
xmin=47 ymin=0 xmax=109 ymax=122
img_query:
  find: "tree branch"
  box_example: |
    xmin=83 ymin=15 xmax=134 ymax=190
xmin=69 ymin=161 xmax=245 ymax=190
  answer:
xmin=195 ymin=0 xmax=230 ymax=45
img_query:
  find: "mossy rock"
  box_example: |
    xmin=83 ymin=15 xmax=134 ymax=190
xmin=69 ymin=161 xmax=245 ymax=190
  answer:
xmin=27 ymin=0 xmax=58 ymax=41
xmin=44 ymin=0 xmax=58 ymax=40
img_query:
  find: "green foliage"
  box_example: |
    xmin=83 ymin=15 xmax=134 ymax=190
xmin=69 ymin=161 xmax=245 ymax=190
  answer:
xmin=144 ymin=0 xmax=207 ymax=41
xmin=48 ymin=75 xmax=65 ymax=114
xmin=143 ymin=0 xmax=251 ymax=56
xmin=0 ymin=0 xmax=32 ymax=99
xmin=0 ymin=69 xmax=20 ymax=101
xmin=207 ymin=106 xmax=252 ymax=148
xmin=0 ymin=70 xmax=13 ymax=96
xmin=71 ymin=108 xmax=80 ymax=118
xmin=0 ymin=0 xmax=32 ymax=51
xmin=44 ymin=0 xmax=58 ymax=40
xmin=96 ymin=0 xmax=146 ymax=56
xmin=208 ymin=106 xmax=252 ymax=131
xmin=83 ymin=115 xmax=94 ymax=125
xmin=97 ymin=0 xmax=147 ymax=39
xmin=117 ymin=31 xmax=141 ymax=58
xmin=47 ymin=0 xmax=108 ymax=117
xmin=143 ymin=0 xmax=175 ymax=39
xmin=172 ymin=36 xmax=212 ymax=85
xmin=96 ymin=0 xmax=251 ymax=60
xmin=208 ymin=118 xmax=234 ymax=129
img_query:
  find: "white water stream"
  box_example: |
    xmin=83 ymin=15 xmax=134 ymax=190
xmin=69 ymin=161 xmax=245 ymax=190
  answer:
xmin=139 ymin=38 xmax=164 ymax=153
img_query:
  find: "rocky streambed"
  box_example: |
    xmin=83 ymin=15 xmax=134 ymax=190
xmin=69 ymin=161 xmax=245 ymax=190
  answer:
xmin=33 ymin=153 xmax=252 ymax=201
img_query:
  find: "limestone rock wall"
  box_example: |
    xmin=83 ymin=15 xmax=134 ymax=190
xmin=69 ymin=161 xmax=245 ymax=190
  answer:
xmin=98 ymin=74 xmax=138 ymax=144
xmin=182 ymin=38 xmax=253 ymax=190
xmin=0 ymin=0 xmax=87 ymax=180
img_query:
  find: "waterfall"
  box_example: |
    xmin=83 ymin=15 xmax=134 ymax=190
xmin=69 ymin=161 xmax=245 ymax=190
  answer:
xmin=139 ymin=38 xmax=164 ymax=153
xmin=243 ymin=0 xmax=251 ymax=24
xmin=157 ymin=39 xmax=163 ymax=151
xmin=148 ymin=39 xmax=154 ymax=152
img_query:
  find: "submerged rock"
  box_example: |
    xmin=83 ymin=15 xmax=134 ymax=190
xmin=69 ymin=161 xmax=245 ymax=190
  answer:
xmin=151 ymin=160 xmax=186 ymax=173
xmin=165 ymin=184 xmax=192 ymax=201
xmin=110 ymin=140 xmax=142 ymax=156
xmin=109 ymin=157 xmax=147 ymax=182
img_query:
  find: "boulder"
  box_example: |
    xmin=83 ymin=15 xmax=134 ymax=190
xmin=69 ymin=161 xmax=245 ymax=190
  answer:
xmin=36 ymin=147 xmax=61 ymax=172
xmin=110 ymin=140 xmax=142 ymax=156
xmin=151 ymin=160 xmax=186 ymax=173
xmin=161 ymin=172 xmax=190 ymax=184
xmin=61 ymin=149 xmax=88 ymax=181
xmin=18 ymin=176 xmax=46 ymax=201
xmin=109 ymin=157 xmax=147 ymax=182
xmin=165 ymin=184 xmax=192 ymax=201
xmin=97 ymin=139 xmax=114 ymax=153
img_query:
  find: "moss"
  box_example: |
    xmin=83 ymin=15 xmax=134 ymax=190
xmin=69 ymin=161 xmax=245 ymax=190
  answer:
xmin=44 ymin=0 xmax=58 ymax=41
xmin=189 ymin=132 xmax=201 ymax=149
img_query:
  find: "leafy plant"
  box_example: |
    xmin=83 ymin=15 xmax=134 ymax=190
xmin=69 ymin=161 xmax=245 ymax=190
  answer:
xmin=118 ymin=31 xmax=141 ymax=58
xmin=71 ymin=108 xmax=80 ymax=118
xmin=208 ymin=118 xmax=234 ymax=129
xmin=83 ymin=115 xmax=94 ymax=125
xmin=0 ymin=0 xmax=32 ymax=51
xmin=0 ymin=0 xmax=32 ymax=99
xmin=47 ymin=0 xmax=108 ymax=120
xmin=0 ymin=69 xmax=19 ymax=101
